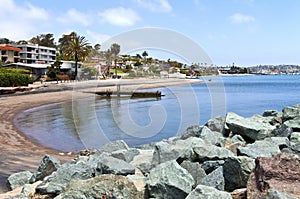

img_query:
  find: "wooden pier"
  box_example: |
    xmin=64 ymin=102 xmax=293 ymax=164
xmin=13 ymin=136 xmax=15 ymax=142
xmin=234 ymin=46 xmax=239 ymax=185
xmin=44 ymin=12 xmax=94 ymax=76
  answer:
xmin=94 ymin=90 xmax=164 ymax=98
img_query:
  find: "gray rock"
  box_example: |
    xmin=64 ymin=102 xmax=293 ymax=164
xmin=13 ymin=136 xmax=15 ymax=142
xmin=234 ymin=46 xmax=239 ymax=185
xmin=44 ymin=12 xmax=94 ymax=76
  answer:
xmin=31 ymin=155 xmax=61 ymax=182
xmin=111 ymin=148 xmax=140 ymax=163
xmin=198 ymin=126 xmax=223 ymax=145
xmin=97 ymin=140 xmax=129 ymax=153
xmin=130 ymin=149 xmax=154 ymax=174
xmin=97 ymin=153 xmax=136 ymax=175
xmin=179 ymin=125 xmax=203 ymax=139
xmin=186 ymin=185 xmax=232 ymax=199
xmin=263 ymin=110 xmax=282 ymax=117
xmin=273 ymin=124 xmax=293 ymax=138
xmin=201 ymin=160 xmax=225 ymax=173
xmin=152 ymin=137 xmax=205 ymax=166
xmin=180 ymin=160 xmax=207 ymax=187
xmin=223 ymin=156 xmax=255 ymax=191
xmin=4 ymin=194 xmax=28 ymax=199
xmin=55 ymin=174 xmax=142 ymax=199
xmin=200 ymin=166 xmax=225 ymax=191
xmin=36 ymin=162 xmax=95 ymax=195
xmin=284 ymin=117 xmax=300 ymax=131
xmin=147 ymin=160 xmax=194 ymax=199
xmin=7 ymin=171 xmax=33 ymax=190
xmin=205 ymin=116 xmax=226 ymax=134
xmin=237 ymin=137 xmax=290 ymax=158
xmin=231 ymin=134 xmax=246 ymax=143
xmin=259 ymin=189 xmax=297 ymax=199
xmin=282 ymin=104 xmax=300 ymax=121
xmin=290 ymin=132 xmax=300 ymax=146
xmin=225 ymin=112 xmax=276 ymax=141
xmin=193 ymin=145 xmax=234 ymax=162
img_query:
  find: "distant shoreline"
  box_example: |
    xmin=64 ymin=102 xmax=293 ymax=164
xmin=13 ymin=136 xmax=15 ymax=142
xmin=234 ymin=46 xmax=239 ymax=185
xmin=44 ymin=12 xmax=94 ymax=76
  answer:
xmin=0 ymin=78 xmax=202 ymax=193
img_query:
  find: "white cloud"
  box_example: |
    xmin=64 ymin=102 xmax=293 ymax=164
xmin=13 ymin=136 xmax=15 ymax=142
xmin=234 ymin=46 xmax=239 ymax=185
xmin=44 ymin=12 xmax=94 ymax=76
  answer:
xmin=0 ymin=0 xmax=50 ymax=41
xmin=134 ymin=0 xmax=172 ymax=13
xmin=86 ymin=30 xmax=111 ymax=44
xmin=230 ymin=13 xmax=255 ymax=24
xmin=98 ymin=7 xmax=141 ymax=26
xmin=57 ymin=8 xmax=91 ymax=26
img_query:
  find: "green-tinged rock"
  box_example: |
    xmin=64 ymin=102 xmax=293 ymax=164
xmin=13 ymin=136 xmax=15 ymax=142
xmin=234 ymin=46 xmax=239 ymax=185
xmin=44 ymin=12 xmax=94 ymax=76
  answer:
xmin=7 ymin=171 xmax=33 ymax=190
xmin=193 ymin=145 xmax=234 ymax=162
xmin=284 ymin=117 xmax=300 ymax=131
xmin=225 ymin=112 xmax=276 ymax=141
xmin=200 ymin=166 xmax=225 ymax=191
xmin=186 ymin=185 xmax=232 ymax=199
xmin=205 ymin=116 xmax=226 ymax=134
xmin=179 ymin=125 xmax=203 ymax=139
xmin=97 ymin=140 xmax=129 ymax=154
xmin=152 ymin=137 xmax=205 ymax=166
xmin=180 ymin=160 xmax=207 ymax=187
xmin=129 ymin=149 xmax=154 ymax=174
xmin=290 ymin=132 xmax=300 ymax=146
xmin=111 ymin=148 xmax=140 ymax=163
xmin=30 ymin=155 xmax=61 ymax=183
xmin=223 ymin=156 xmax=255 ymax=191
xmin=282 ymin=104 xmax=300 ymax=121
xmin=36 ymin=162 xmax=95 ymax=195
xmin=96 ymin=153 xmax=136 ymax=175
xmin=237 ymin=137 xmax=290 ymax=158
xmin=198 ymin=126 xmax=223 ymax=145
xmin=147 ymin=160 xmax=194 ymax=199
xmin=54 ymin=174 xmax=142 ymax=199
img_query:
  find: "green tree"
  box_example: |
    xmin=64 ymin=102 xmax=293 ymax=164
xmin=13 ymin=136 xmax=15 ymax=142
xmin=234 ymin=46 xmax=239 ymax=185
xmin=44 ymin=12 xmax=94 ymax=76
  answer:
xmin=47 ymin=59 xmax=62 ymax=83
xmin=29 ymin=33 xmax=56 ymax=47
xmin=64 ymin=34 xmax=91 ymax=79
xmin=82 ymin=66 xmax=98 ymax=79
xmin=110 ymin=43 xmax=120 ymax=78
xmin=142 ymin=51 xmax=148 ymax=62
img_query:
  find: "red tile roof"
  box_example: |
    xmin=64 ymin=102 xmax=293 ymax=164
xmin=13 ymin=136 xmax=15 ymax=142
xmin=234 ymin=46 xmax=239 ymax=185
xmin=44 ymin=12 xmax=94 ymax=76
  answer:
xmin=0 ymin=45 xmax=21 ymax=52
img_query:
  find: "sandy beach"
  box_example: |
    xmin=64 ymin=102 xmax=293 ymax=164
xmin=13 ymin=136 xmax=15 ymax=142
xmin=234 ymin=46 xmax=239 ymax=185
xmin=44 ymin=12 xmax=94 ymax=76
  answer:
xmin=0 ymin=78 xmax=202 ymax=193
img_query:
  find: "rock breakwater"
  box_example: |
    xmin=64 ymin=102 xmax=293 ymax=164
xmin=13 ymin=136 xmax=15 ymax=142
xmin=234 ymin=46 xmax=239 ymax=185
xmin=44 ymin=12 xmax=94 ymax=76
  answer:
xmin=2 ymin=104 xmax=300 ymax=199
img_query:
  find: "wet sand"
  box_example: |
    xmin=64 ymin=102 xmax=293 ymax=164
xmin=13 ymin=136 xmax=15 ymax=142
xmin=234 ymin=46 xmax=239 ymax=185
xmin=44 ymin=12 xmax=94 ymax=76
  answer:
xmin=0 ymin=78 xmax=202 ymax=193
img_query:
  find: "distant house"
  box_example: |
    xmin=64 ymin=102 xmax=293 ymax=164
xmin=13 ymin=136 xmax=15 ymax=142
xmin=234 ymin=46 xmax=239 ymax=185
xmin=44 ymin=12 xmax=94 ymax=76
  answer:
xmin=14 ymin=44 xmax=56 ymax=64
xmin=0 ymin=45 xmax=21 ymax=63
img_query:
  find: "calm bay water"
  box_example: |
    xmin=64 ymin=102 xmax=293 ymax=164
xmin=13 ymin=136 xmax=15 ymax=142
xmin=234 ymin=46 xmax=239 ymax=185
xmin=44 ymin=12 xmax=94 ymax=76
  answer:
xmin=15 ymin=75 xmax=300 ymax=152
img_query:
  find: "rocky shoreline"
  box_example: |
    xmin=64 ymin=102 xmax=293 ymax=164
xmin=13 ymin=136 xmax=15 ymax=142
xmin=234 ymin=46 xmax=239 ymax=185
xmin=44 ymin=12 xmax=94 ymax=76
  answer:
xmin=1 ymin=104 xmax=300 ymax=199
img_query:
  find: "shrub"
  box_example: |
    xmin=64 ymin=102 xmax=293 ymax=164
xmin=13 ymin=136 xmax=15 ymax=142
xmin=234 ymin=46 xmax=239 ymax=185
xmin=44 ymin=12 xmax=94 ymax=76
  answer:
xmin=0 ymin=73 xmax=33 ymax=87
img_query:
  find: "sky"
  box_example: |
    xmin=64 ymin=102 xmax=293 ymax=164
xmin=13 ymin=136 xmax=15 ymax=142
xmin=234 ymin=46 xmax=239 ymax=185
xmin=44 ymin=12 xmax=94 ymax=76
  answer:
xmin=0 ymin=0 xmax=300 ymax=66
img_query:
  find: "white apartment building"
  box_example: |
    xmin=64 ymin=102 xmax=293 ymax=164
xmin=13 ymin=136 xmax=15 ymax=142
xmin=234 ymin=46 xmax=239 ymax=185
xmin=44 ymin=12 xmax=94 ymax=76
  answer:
xmin=15 ymin=44 xmax=56 ymax=64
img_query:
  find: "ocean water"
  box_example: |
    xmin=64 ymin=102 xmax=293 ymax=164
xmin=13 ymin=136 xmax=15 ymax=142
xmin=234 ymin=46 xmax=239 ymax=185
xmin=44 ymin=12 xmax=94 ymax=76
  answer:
xmin=14 ymin=75 xmax=300 ymax=152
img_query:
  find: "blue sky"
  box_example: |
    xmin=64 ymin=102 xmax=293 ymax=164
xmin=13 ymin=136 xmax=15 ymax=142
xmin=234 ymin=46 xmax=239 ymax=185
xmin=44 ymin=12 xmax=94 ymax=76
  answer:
xmin=0 ymin=0 xmax=299 ymax=66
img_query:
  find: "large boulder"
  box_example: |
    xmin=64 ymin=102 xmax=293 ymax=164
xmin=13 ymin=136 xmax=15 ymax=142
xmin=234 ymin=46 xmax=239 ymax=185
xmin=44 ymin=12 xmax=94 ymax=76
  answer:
xmin=178 ymin=125 xmax=203 ymax=139
xmin=55 ymin=174 xmax=142 ymax=199
xmin=7 ymin=171 xmax=33 ymax=190
xmin=129 ymin=149 xmax=154 ymax=174
xmin=200 ymin=166 xmax=225 ymax=191
xmin=111 ymin=148 xmax=140 ymax=163
xmin=198 ymin=126 xmax=224 ymax=145
xmin=283 ymin=116 xmax=300 ymax=131
xmin=96 ymin=153 xmax=136 ymax=175
xmin=180 ymin=160 xmax=207 ymax=187
xmin=282 ymin=104 xmax=300 ymax=121
xmin=146 ymin=160 xmax=194 ymax=199
xmin=223 ymin=156 xmax=255 ymax=191
xmin=247 ymin=153 xmax=300 ymax=199
xmin=97 ymin=140 xmax=129 ymax=154
xmin=237 ymin=137 xmax=290 ymax=158
xmin=205 ymin=116 xmax=226 ymax=134
xmin=186 ymin=185 xmax=232 ymax=199
xmin=193 ymin=145 xmax=234 ymax=162
xmin=36 ymin=162 xmax=95 ymax=195
xmin=152 ymin=137 xmax=205 ymax=165
xmin=225 ymin=112 xmax=276 ymax=141
xmin=290 ymin=132 xmax=300 ymax=146
xmin=31 ymin=155 xmax=61 ymax=182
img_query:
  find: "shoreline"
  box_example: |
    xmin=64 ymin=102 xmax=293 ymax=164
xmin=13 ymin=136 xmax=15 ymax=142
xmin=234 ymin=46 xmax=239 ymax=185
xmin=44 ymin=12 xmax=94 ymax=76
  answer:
xmin=0 ymin=78 xmax=202 ymax=193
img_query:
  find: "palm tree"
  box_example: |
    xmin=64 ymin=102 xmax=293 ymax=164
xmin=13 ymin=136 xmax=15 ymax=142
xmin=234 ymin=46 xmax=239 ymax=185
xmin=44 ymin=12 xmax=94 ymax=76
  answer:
xmin=142 ymin=51 xmax=148 ymax=63
xmin=64 ymin=34 xmax=91 ymax=79
xmin=110 ymin=43 xmax=120 ymax=78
